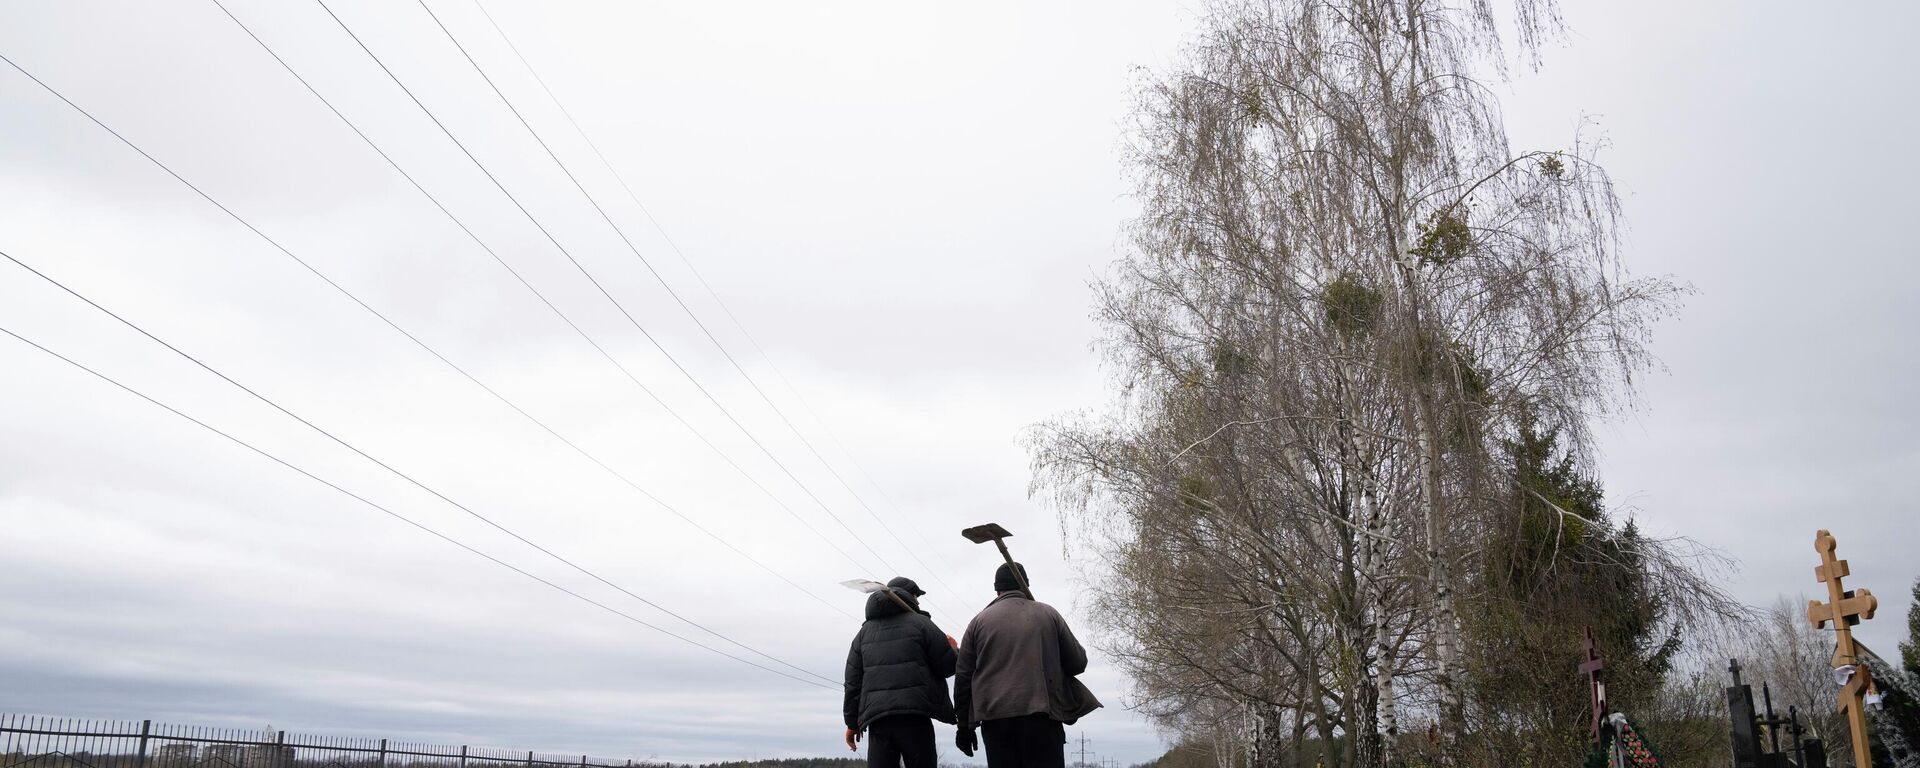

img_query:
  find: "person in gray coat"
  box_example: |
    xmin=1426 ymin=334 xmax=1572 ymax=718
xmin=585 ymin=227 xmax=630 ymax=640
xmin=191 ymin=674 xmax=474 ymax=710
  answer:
xmin=953 ymin=563 xmax=1092 ymax=768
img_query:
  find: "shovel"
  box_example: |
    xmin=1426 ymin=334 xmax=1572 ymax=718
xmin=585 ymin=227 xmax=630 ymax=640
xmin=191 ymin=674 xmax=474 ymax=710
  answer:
xmin=840 ymin=578 xmax=919 ymax=615
xmin=958 ymin=523 xmax=1101 ymax=721
xmin=961 ymin=523 xmax=1032 ymax=600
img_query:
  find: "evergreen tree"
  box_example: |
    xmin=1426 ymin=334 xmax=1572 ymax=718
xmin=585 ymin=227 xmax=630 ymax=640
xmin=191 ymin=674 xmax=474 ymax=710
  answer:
xmin=1903 ymin=577 xmax=1920 ymax=678
xmin=1460 ymin=418 xmax=1681 ymax=766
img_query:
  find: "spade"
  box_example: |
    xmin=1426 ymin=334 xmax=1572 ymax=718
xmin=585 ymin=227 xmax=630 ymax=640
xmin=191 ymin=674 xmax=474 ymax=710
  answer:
xmin=961 ymin=523 xmax=1032 ymax=600
xmin=840 ymin=578 xmax=919 ymax=615
xmin=961 ymin=524 xmax=1101 ymax=721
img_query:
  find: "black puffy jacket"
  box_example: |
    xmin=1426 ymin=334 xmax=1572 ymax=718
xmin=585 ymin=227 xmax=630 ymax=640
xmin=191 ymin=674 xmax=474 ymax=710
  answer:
xmin=843 ymin=588 xmax=957 ymax=730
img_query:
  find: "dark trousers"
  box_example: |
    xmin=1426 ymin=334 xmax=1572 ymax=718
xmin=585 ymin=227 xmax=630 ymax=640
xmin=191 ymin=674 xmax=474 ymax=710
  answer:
xmin=868 ymin=715 xmax=936 ymax=768
xmin=981 ymin=714 xmax=1065 ymax=768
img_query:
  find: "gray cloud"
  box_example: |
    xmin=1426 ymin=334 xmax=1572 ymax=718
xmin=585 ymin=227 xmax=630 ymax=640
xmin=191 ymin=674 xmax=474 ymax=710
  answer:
xmin=4 ymin=0 xmax=1915 ymax=766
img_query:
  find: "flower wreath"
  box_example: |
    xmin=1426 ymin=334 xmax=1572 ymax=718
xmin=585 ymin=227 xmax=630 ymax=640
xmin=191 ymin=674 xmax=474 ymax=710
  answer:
xmin=1581 ymin=713 xmax=1665 ymax=768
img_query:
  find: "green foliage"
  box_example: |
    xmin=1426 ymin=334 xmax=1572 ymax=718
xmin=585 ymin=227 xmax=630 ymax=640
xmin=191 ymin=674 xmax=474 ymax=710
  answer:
xmin=1449 ymin=342 xmax=1493 ymax=406
xmin=1865 ymin=658 xmax=1920 ymax=767
xmin=1239 ymin=91 xmax=1268 ymax=123
xmin=1208 ymin=341 xmax=1255 ymax=376
xmin=1539 ymin=155 xmax=1567 ymax=178
xmin=1462 ymin=418 xmax=1682 ymax=768
xmin=1176 ymin=474 xmax=1216 ymax=512
xmin=1322 ymin=273 xmax=1383 ymax=337
xmin=1406 ymin=333 xmax=1495 ymax=449
xmin=1507 ymin=421 xmax=1603 ymax=568
xmin=1904 ymin=577 xmax=1920 ymax=678
xmin=1406 ymin=331 xmax=1491 ymax=403
xmin=1410 ymin=211 xmax=1473 ymax=265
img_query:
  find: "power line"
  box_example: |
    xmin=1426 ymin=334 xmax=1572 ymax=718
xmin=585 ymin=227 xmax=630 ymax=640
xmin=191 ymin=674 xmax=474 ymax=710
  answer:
xmin=0 ymin=323 xmax=837 ymax=692
xmin=0 ymin=248 xmax=838 ymax=688
xmin=7 ymin=26 xmax=870 ymax=615
xmin=421 ymin=0 xmax=962 ymax=600
xmin=0 ymin=47 xmax=847 ymax=684
xmin=217 ymin=0 xmax=876 ymax=581
xmin=310 ymin=0 xmax=903 ymax=578
xmin=461 ymin=0 xmax=972 ymax=606
xmin=202 ymin=0 xmax=856 ymax=621
xmin=0 ymin=41 xmax=870 ymax=625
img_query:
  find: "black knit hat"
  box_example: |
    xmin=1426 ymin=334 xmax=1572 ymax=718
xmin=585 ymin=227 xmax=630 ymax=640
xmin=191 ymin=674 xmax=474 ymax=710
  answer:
xmin=994 ymin=562 xmax=1029 ymax=593
xmin=886 ymin=576 xmax=926 ymax=597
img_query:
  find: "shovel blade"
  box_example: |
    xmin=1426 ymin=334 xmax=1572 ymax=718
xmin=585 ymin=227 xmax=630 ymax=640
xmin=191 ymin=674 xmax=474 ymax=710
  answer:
xmin=840 ymin=579 xmax=888 ymax=593
xmin=961 ymin=523 xmax=1013 ymax=543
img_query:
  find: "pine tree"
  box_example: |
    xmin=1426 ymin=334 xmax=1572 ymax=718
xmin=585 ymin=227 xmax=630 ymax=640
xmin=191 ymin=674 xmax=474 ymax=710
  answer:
xmin=1461 ymin=418 xmax=1680 ymax=766
xmin=1903 ymin=577 xmax=1920 ymax=678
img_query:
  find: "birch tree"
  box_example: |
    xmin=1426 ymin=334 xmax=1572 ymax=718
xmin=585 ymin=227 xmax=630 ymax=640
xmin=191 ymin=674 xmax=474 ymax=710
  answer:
xmin=1032 ymin=0 xmax=1727 ymax=766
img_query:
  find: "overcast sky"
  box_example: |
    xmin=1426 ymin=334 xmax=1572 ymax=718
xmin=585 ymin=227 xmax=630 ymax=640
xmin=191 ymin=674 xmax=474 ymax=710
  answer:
xmin=1 ymin=1 xmax=1915 ymax=765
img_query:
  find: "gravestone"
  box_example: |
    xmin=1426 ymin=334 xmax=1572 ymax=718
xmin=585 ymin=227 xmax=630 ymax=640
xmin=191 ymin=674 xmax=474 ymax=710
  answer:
xmin=1729 ymin=658 xmax=1764 ymax=768
xmin=1725 ymin=658 xmax=1831 ymax=768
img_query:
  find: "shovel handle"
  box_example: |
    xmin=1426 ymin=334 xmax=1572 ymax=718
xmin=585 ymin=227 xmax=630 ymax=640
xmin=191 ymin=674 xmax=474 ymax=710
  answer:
xmin=882 ymin=588 xmax=917 ymax=615
xmin=991 ymin=537 xmax=1034 ymax=600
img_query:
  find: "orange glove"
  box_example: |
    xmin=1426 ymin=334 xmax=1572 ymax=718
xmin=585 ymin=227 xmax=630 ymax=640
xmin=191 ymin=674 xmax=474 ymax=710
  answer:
xmin=947 ymin=634 xmax=959 ymax=649
xmin=845 ymin=728 xmax=860 ymax=752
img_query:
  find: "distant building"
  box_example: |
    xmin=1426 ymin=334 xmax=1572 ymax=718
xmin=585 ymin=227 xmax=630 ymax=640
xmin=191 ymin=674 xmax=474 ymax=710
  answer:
xmin=204 ymin=745 xmax=244 ymax=766
xmin=246 ymin=743 xmax=294 ymax=768
xmin=155 ymin=744 xmax=198 ymax=763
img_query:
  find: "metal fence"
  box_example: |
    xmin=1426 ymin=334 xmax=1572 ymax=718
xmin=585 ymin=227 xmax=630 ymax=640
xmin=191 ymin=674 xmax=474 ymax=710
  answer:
xmin=0 ymin=715 xmax=659 ymax=768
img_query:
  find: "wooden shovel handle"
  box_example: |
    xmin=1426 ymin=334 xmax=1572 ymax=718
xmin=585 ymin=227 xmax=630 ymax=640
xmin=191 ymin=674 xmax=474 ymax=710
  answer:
xmin=992 ymin=537 xmax=1034 ymax=600
xmin=882 ymin=588 xmax=917 ymax=614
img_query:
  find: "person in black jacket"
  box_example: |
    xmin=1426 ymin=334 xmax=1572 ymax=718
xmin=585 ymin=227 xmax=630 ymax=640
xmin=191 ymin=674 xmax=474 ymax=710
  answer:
xmin=844 ymin=577 xmax=958 ymax=768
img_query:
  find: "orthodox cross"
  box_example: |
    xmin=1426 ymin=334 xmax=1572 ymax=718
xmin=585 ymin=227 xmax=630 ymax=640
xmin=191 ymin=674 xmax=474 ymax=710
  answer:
xmin=1581 ymin=625 xmax=1608 ymax=742
xmin=1806 ymin=529 xmax=1878 ymax=768
xmin=1760 ymin=683 xmax=1787 ymax=753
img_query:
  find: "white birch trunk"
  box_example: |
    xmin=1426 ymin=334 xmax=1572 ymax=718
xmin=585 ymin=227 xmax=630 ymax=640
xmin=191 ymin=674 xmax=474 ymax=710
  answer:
xmin=1412 ymin=393 xmax=1464 ymax=766
xmin=1362 ymin=489 xmax=1399 ymax=767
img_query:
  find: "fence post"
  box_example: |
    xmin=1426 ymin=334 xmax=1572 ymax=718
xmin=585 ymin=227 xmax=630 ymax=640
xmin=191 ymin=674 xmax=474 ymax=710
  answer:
xmin=460 ymin=746 xmax=469 ymax=768
xmin=579 ymin=756 xmax=586 ymax=768
xmin=275 ymin=731 xmax=286 ymax=768
xmin=525 ymin=751 xmax=534 ymax=768
xmin=135 ymin=720 xmax=152 ymax=768
xmin=378 ymin=740 xmax=388 ymax=768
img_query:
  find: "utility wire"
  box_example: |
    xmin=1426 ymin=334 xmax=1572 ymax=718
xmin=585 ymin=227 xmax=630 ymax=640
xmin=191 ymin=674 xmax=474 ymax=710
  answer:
xmin=413 ymin=0 xmax=966 ymax=605
xmin=0 ymin=53 xmax=842 ymax=683
xmin=0 ymin=248 xmax=838 ymax=687
xmin=6 ymin=29 xmax=870 ymax=610
xmin=205 ymin=0 xmax=856 ymax=621
xmin=0 ymin=323 xmax=837 ymax=691
xmin=310 ymin=0 xmax=902 ymax=577
xmin=235 ymin=0 xmax=874 ymax=581
xmin=462 ymin=0 xmax=972 ymax=606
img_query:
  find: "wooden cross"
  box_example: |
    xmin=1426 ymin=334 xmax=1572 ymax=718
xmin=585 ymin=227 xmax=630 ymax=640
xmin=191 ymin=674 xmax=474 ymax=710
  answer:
xmin=1805 ymin=529 xmax=1878 ymax=768
xmin=1580 ymin=625 xmax=1607 ymax=742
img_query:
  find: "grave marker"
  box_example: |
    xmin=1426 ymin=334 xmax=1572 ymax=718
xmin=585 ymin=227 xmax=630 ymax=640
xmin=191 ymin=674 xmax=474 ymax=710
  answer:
xmin=1582 ymin=625 xmax=1608 ymax=743
xmin=1805 ymin=529 xmax=1879 ymax=768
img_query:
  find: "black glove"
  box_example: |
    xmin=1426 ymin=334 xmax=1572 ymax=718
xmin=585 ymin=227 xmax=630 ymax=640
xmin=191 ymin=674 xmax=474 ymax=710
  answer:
xmin=955 ymin=724 xmax=977 ymax=757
